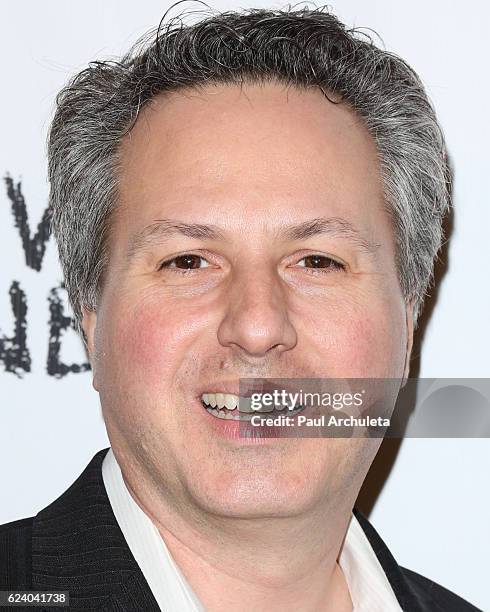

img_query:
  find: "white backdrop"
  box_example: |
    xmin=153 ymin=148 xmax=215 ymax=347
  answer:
xmin=1 ymin=1 xmax=488 ymax=610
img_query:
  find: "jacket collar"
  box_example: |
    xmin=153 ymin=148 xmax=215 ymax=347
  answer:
xmin=31 ymin=447 xmax=425 ymax=611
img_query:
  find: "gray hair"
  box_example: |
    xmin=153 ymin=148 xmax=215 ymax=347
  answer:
xmin=48 ymin=4 xmax=451 ymax=343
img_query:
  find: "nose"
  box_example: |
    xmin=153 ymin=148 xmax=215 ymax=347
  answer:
xmin=217 ymin=265 xmax=297 ymax=358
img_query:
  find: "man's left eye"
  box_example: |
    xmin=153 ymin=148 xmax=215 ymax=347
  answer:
xmin=159 ymin=254 xmax=210 ymax=271
xmin=296 ymin=255 xmax=345 ymax=271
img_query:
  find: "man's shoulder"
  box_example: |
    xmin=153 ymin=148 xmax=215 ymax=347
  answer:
xmin=0 ymin=516 xmax=33 ymax=535
xmin=0 ymin=448 xmax=161 ymax=610
xmin=0 ymin=449 xmax=110 ymax=592
xmin=0 ymin=516 xmax=33 ymax=589
xmin=399 ymin=566 xmax=482 ymax=611
xmin=353 ymin=507 xmax=482 ymax=611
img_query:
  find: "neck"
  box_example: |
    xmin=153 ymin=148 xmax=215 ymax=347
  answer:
xmin=124 ymin=472 xmax=355 ymax=612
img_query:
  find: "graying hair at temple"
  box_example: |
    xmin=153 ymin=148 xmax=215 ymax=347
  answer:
xmin=47 ymin=4 xmax=451 ymax=344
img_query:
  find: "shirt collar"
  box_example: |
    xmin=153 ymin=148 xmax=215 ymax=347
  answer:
xmin=102 ymin=446 xmax=402 ymax=611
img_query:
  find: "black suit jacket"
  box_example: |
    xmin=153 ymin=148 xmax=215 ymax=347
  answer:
xmin=0 ymin=448 xmax=482 ymax=611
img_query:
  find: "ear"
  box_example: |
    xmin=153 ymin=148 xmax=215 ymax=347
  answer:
xmin=81 ymin=306 xmax=99 ymax=392
xmin=401 ymin=300 xmax=415 ymax=385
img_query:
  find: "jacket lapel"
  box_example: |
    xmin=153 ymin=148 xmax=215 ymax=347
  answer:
xmin=31 ymin=447 xmax=160 ymax=611
xmin=353 ymin=507 xmax=426 ymax=611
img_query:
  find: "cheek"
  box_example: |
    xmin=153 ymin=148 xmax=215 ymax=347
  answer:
xmin=339 ymin=316 xmax=401 ymax=377
xmin=308 ymin=300 xmax=407 ymax=378
xmin=99 ymin=295 xmax=206 ymax=390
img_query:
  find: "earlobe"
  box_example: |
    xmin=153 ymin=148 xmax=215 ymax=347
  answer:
xmin=81 ymin=306 xmax=99 ymax=391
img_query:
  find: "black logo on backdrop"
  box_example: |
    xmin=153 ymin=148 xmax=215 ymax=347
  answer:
xmin=1 ymin=175 xmax=90 ymax=378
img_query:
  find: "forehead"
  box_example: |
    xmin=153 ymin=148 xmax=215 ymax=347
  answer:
xmin=115 ymin=81 xmax=385 ymax=239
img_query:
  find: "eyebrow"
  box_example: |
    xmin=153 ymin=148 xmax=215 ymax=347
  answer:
xmin=127 ymin=219 xmax=226 ymax=261
xmin=126 ymin=216 xmax=381 ymax=262
xmin=277 ymin=217 xmax=381 ymax=254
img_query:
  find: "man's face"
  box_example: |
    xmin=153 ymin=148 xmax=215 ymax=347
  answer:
xmin=83 ymin=82 xmax=413 ymax=518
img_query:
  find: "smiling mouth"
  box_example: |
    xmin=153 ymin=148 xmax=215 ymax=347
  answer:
xmin=200 ymin=393 xmax=305 ymax=421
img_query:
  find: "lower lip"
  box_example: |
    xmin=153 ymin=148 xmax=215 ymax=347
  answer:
xmin=195 ymin=398 xmax=290 ymax=444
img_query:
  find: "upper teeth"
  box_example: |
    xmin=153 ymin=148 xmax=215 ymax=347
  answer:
xmin=201 ymin=393 xmax=305 ymax=414
xmin=201 ymin=393 xmax=252 ymax=412
xmin=201 ymin=393 xmax=259 ymax=413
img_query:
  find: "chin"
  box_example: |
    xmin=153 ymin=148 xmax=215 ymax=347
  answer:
xmin=187 ymin=472 xmax=321 ymax=519
xmin=195 ymin=496 xmax=315 ymax=519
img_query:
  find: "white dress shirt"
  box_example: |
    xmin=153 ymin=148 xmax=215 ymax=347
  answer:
xmin=102 ymin=447 xmax=402 ymax=611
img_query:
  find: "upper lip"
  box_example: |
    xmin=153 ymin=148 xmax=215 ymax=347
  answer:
xmin=196 ymin=379 xmax=303 ymax=398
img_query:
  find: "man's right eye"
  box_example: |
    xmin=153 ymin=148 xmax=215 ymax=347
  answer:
xmin=158 ymin=254 xmax=211 ymax=272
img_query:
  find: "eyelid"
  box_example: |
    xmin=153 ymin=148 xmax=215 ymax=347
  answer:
xmin=299 ymin=255 xmax=345 ymax=267
xmin=291 ymin=252 xmax=348 ymax=271
xmin=157 ymin=251 xmax=215 ymax=271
